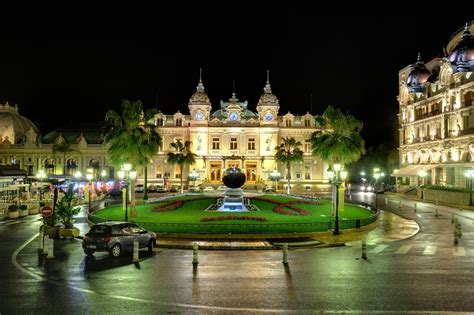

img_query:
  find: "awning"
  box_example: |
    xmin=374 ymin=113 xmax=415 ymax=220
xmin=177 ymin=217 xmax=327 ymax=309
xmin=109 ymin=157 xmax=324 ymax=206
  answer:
xmin=392 ymin=165 xmax=436 ymax=177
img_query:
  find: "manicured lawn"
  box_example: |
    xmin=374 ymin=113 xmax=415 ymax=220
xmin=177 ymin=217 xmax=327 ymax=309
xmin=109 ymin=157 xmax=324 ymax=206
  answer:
xmin=95 ymin=195 xmax=373 ymax=225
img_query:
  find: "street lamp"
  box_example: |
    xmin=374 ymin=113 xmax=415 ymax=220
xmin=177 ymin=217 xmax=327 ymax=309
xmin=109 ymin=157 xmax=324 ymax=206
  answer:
xmin=36 ymin=170 xmax=47 ymax=200
xmin=188 ymin=169 xmax=199 ymax=191
xmin=327 ymin=163 xmax=348 ymax=235
xmin=418 ymin=169 xmax=427 ymax=201
xmin=270 ymin=169 xmax=282 ymax=192
xmin=86 ymin=173 xmax=93 ymax=210
xmin=373 ymin=170 xmax=381 ymax=210
xmin=101 ymin=169 xmax=107 ymax=179
xmin=118 ymin=163 xmax=137 ymax=222
xmin=465 ymin=169 xmax=474 ymax=206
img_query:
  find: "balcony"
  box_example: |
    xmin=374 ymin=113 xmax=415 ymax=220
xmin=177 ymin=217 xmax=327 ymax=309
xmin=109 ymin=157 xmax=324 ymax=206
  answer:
xmin=414 ymin=109 xmax=442 ymax=121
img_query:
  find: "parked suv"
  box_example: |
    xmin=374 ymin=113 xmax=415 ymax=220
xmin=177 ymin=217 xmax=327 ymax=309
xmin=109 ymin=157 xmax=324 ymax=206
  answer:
xmin=82 ymin=222 xmax=156 ymax=257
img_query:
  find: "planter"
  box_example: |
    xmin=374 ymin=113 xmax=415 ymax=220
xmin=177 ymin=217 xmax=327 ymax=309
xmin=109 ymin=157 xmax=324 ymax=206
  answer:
xmin=41 ymin=225 xmax=60 ymax=238
xmin=59 ymin=227 xmax=80 ymax=239
xmin=8 ymin=211 xmax=19 ymax=219
xmin=19 ymin=209 xmax=29 ymax=217
xmin=29 ymin=206 xmax=39 ymax=215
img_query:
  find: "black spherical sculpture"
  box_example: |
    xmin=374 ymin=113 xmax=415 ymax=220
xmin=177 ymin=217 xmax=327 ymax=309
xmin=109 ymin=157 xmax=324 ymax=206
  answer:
xmin=222 ymin=167 xmax=246 ymax=189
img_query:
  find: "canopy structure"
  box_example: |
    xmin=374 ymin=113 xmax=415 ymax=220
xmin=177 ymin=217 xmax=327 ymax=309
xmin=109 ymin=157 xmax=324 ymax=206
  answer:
xmin=392 ymin=165 xmax=436 ymax=177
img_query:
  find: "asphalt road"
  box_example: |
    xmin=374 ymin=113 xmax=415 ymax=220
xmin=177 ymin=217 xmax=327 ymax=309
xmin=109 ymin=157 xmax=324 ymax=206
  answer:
xmin=1 ymin=194 xmax=474 ymax=314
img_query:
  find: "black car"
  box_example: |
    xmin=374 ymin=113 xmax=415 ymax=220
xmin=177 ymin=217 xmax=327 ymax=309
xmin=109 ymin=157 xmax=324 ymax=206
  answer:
xmin=82 ymin=222 xmax=157 ymax=257
xmin=107 ymin=189 xmax=122 ymax=197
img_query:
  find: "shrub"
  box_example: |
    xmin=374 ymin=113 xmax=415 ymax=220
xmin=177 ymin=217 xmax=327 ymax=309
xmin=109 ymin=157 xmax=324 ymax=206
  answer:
xmin=19 ymin=205 xmax=28 ymax=211
xmin=201 ymin=216 xmax=267 ymax=222
xmin=153 ymin=201 xmax=183 ymax=212
xmin=421 ymin=185 xmax=468 ymax=193
xmin=8 ymin=204 xmax=18 ymax=212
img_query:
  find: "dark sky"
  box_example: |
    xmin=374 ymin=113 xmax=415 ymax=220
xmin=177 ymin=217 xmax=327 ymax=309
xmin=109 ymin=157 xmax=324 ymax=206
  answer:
xmin=0 ymin=10 xmax=472 ymax=148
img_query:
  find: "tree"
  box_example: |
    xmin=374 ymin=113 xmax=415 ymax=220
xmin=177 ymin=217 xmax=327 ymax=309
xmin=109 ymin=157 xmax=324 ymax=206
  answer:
xmin=52 ymin=140 xmax=79 ymax=175
xmin=310 ymin=106 xmax=366 ymax=168
xmin=104 ymin=100 xmax=162 ymax=216
xmin=167 ymin=140 xmax=196 ymax=193
xmin=274 ymin=137 xmax=304 ymax=194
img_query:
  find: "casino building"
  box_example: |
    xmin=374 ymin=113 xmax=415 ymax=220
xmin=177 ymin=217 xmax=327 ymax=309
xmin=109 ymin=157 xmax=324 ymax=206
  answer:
xmin=397 ymin=22 xmax=474 ymax=187
xmin=0 ymin=74 xmax=330 ymax=192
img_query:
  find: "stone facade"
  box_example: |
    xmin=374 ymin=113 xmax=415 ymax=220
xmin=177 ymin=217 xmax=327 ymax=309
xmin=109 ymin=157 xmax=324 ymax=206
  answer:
xmin=398 ymin=22 xmax=474 ymax=188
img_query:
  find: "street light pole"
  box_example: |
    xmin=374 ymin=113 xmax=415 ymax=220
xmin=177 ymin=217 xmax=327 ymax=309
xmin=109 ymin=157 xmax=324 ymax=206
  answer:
xmin=86 ymin=173 xmax=93 ymax=211
xmin=328 ymin=163 xmax=348 ymax=235
xmin=464 ymin=170 xmax=474 ymax=206
xmin=373 ymin=170 xmax=380 ymax=210
xmin=118 ymin=163 xmax=136 ymax=221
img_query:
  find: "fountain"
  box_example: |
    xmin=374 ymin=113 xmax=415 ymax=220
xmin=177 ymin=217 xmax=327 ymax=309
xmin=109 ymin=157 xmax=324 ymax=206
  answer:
xmin=217 ymin=166 xmax=248 ymax=212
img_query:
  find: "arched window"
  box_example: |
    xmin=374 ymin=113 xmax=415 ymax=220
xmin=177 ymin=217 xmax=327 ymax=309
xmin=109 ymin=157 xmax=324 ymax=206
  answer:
xmin=44 ymin=158 xmax=55 ymax=175
xmin=66 ymin=158 xmax=77 ymax=175
xmin=89 ymin=159 xmax=100 ymax=177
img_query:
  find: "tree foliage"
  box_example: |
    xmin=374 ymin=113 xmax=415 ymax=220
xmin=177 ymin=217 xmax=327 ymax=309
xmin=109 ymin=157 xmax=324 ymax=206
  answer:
xmin=274 ymin=137 xmax=304 ymax=194
xmin=167 ymin=140 xmax=197 ymax=193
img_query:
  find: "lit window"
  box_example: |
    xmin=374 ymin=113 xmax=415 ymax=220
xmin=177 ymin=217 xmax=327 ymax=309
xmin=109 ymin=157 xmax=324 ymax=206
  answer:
xmin=230 ymin=137 xmax=238 ymax=150
xmin=248 ymin=138 xmax=255 ymax=150
xmin=212 ymin=138 xmax=220 ymax=150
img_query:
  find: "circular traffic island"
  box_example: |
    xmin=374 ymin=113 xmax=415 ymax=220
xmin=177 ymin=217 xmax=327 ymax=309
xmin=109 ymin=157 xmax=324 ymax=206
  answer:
xmin=91 ymin=194 xmax=378 ymax=237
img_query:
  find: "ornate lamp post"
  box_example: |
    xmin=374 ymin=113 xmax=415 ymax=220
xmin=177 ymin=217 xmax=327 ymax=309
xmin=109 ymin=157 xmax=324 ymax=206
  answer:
xmin=270 ymin=169 xmax=282 ymax=192
xmin=188 ymin=169 xmax=199 ymax=191
xmin=117 ymin=163 xmax=137 ymax=222
xmin=86 ymin=173 xmax=93 ymax=210
xmin=465 ymin=169 xmax=474 ymax=206
xmin=327 ymin=163 xmax=348 ymax=235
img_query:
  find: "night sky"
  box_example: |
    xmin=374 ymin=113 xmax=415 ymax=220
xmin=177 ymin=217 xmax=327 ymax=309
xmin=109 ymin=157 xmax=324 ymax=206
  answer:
xmin=0 ymin=10 xmax=472 ymax=148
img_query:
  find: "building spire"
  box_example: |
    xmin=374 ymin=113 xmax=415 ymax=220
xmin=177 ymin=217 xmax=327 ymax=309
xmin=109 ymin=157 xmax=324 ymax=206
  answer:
xmin=462 ymin=22 xmax=472 ymax=39
xmin=264 ymin=69 xmax=272 ymax=94
xmin=232 ymin=80 xmax=236 ymax=98
xmin=196 ymin=68 xmax=205 ymax=92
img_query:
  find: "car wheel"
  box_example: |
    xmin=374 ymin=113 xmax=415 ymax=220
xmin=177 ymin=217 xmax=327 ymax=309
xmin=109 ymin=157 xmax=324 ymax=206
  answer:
xmin=148 ymin=239 xmax=155 ymax=254
xmin=109 ymin=243 xmax=121 ymax=258
xmin=84 ymin=249 xmax=95 ymax=256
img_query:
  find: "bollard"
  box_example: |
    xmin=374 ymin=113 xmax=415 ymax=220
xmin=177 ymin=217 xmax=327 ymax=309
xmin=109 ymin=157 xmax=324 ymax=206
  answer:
xmin=282 ymin=243 xmax=289 ymax=265
xmin=361 ymin=238 xmax=367 ymax=260
xmin=132 ymin=240 xmax=139 ymax=262
xmin=42 ymin=236 xmax=49 ymax=255
xmin=38 ymin=230 xmax=44 ymax=252
xmin=435 ymin=207 xmax=439 ymax=218
xmin=385 ymin=197 xmax=388 ymax=205
xmin=457 ymin=222 xmax=462 ymax=238
xmin=398 ymin=199 xmax=402 ymax=209
xmin=451 ymin=213 xmax=455 ymax=224
xmin=46 ymin=237 xmax=55 ymax=259
xmin=414 ymin=203 xmax=417 ymax=212
xmin=192 ymin=242 xmax=199 ymax=265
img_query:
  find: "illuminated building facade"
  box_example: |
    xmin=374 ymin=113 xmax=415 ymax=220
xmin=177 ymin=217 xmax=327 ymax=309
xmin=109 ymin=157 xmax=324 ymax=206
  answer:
xmin=0 ymin=74 xmax=329 ymax=192
xmin=398 ymin=22 xmax=474 ymax=187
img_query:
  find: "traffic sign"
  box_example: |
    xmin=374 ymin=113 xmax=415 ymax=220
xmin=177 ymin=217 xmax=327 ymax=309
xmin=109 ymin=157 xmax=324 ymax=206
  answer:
xmin=41 ymin=206 xmax=53 ymax=217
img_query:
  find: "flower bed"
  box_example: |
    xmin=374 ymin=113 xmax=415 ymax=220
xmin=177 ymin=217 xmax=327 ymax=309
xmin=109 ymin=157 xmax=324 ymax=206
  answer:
xmin=201 ymin=215 xmax=267 ymax=222
xmin=252 ymin=196 xmax=318 ymax=216
xmin=153 ymin=201 xmax=183 ymax=212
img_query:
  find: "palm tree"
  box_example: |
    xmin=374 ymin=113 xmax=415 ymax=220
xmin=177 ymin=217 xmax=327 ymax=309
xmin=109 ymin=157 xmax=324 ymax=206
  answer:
xmin=167 ymin=140 xmax=196 ymax=193
xmin=52 ymin=140 xmax=79 ymax=175
xmin=310 ymin=106 xmax=365 ymax=216
xmin=274 ymin=137 xmax=304 ymax=194
xmin=310 ymin=105 xmax=366 ymax=167
xmin=104 ymin=100 xmax=161 ymax=217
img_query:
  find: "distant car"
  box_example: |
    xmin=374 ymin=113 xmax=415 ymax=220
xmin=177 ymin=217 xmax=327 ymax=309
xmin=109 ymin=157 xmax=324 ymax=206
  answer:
xmin=156 ymin=186 xmax=167 ymax=193
xmin=107 ymin=189 xmax=122 ymax=197
xmin=264 ymin=186 xmax=276 ymax=192
xmin=134 ymin=184 xmax=144 ymax=193
xmin=216 ymin=185 xmax=227 ymax=192
xmin=361 ymin=185 xmax=373 ymax=192
xmin=169 ymin=186 xmax=179 ymax=193
xmin=147 ymin=185 xmax=158 ymax=193
xmin=82 ymin=222 xmax=156 ymax=258
xmin=202 ymin=186 xmax=214 ymax=192
xmin=188 ymin=185 xmax=200 ymax=192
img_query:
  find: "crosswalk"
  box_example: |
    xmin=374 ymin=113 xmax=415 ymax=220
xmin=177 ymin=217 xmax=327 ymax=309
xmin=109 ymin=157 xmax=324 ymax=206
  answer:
xmin=330 ymin=243 xmax=474 ymax=257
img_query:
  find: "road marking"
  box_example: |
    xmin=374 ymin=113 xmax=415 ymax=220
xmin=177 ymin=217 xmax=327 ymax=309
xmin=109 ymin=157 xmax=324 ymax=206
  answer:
xmin=395 ymin=245 xmax=412 ymax=254
xmin=453 ymin=246 xmax=466 ymax=257
xmin=423 ymin=245 xmax=437 ymax=255
xmin=368 ymin=245 xmax=388 ymax=254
